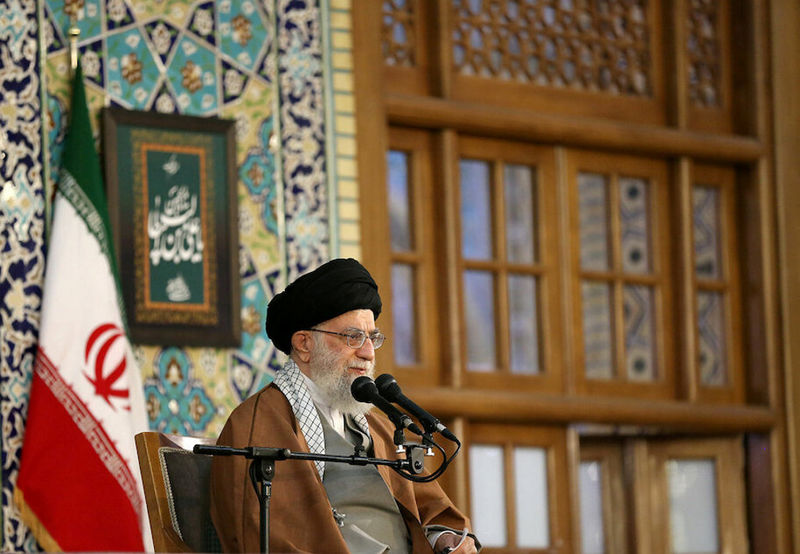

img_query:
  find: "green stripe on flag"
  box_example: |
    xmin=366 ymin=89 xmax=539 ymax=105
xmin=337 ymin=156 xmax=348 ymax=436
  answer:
xmin=56 ymin=62 xmax=129 ymax=331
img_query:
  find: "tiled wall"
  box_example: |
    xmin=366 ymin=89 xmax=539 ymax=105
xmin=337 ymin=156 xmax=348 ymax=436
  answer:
xmin=0 ymin=0 xmax=358 ymax=549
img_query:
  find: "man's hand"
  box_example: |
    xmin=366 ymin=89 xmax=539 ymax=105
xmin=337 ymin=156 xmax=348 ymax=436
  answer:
xmin=434 ymin=533 xmax=477 ymax=554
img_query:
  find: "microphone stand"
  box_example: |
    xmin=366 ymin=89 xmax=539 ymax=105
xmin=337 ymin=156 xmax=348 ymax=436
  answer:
xmin=194 ymin=442 xmax=428 ymax=554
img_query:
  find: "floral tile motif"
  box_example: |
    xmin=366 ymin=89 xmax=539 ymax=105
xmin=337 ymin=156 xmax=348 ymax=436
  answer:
xmin=221 ymin=76 xmax=274 ymax=159
xmin=105 ymin=0 xmax=135 ymax=31
xmin=143 ymin=19 xmax=180 ymax=66
xmin=144 ymin=347 xmax=216 ymax=435
xmin=151 ymin=79 xmax=180 ymax=113
xmin=239 ymin=118 xmax=278 ymax=235
xmin=228 ymin=351 xmax=275 ymax=402
xmin=167 ymin=35 xmax=219 ymax=115
xmin=106 ymin=27 xmax=161 ymax=109
xmin=46 ymin=0 xmax=103 ymax=43
xmin=239 ymin=278 xmax=270 ymax=365
xmin=188 ymin=1 xmax=216 ymax=47
xmin=221 ymin=59 xmax=250 ymax=104
xmin=41 ymin=7 xmax=64 ymax=54
xmin=79 ymin=39 xmax=105 ymax=87
xmin=4 ymin=0 xmax=339 ymax=547
xmin=278 ymin=0 xmax=329 ymax=280
xmin=130 ymin=0 xmax=193 ymax=29
xmin=218 ymin=0 xmax=270 ymax=71
xmin=0 ymin=0 xmax=44 ymax=549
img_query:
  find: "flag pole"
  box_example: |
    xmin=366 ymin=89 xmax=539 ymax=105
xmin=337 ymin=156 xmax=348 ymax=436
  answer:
xmin=68 ymin=12 xmax=79 ymax=74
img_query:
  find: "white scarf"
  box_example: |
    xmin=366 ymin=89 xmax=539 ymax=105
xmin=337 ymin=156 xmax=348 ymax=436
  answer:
xmin=273 ymin=358 xmax=370 ymax=480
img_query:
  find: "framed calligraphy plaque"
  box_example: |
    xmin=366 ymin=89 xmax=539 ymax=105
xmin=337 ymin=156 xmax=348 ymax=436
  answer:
xmin=102 ymin=108 xmax=240 ymax=346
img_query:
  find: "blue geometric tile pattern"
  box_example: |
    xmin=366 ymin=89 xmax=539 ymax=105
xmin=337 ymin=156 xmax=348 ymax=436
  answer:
xmin=106 ymin=27 xmax=161 ymax=109
xmin=144 ymin=347 xmax=216 ymax=434
xmin=3 ymin=0 xmax=336 ymax=548
xmin=189 ymin=2 xmax=217 ymax=47
xmin=218 ymin=0 xmax=270 ymax=71
xmin=167 ymin=35 xmax=219 ymax=114
xmin=143 ymin=19 xmax=181 ymax=65
xmin=278 ymin=0 xmax=330 ymax=280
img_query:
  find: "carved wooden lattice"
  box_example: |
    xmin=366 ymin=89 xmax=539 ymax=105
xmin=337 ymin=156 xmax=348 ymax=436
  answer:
xmin=450 ymin=0 xmax=652 ymax=96
xmin=382 ymin=0 xmax=417 ymax=67
xmin=687 ymin=0 xmax=721 ymax=107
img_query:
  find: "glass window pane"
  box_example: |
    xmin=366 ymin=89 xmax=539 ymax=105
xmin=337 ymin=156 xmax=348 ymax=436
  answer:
xmin=387 ymin=150 xmax=412 ymax=251
xmin=623 ymin=285 xmax=657 ymax=381
xmin=693 ymin=186 xmax=722 ymax=279
xmin=697 ymin=291 xmax=727 ymax=386
xmin=582 ymin=281 xmax=614 ymax=379
xmin=667 ymin=459 xmax=720 ymax=553
xmin=504 ymin=164 xmax=537 ymax=263
xmin=507 ymin=274 xmax=540 ymax=374
xmin=579 ymin=461 xmax=606 ymax=554
xmin=391 ymin=263 xmax=418 ymax=365
xmin=514 ymin=447 xmax=549 ymax=548
xmin=460 ymin=159 xmax=493 ymax=260
xmin=464 ymin=270 xmax=496 ymax=371
xmin=469 ymin=445 xmax=507 ymax=547
xmin=578 ymin=172 xmax=610 ymax=271
xmin=619 ymin=176 xmax=651 ymax=274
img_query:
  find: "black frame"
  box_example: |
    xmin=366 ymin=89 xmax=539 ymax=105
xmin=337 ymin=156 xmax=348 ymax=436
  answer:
xmin=102 ymin=107 xmax=240 ymax=346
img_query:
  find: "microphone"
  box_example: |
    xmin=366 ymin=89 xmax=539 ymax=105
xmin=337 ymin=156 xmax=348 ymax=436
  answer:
xmin=351 ymin=376 xmax=425 ymax=437
xmin=375 ymin=374 xmax=459 ymax=442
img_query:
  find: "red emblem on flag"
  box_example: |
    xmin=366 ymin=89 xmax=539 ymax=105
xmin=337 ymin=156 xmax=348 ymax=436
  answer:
xmin=84 ymin=323 xmax=131 ymax=410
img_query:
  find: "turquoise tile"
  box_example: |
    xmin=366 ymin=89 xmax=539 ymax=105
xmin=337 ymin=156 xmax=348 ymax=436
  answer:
xmin=167 ymin=35 xmax=219 ymax=115
xmin=106 ymin=27 xmax=160 ymax=109
xmin=46 ymin=0 xmax=103 ymax=43
xmin=218 ymin=0 xmax=269 ymax=71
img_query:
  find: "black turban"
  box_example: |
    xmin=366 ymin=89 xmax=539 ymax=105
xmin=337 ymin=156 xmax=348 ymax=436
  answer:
xmin=266 ymin=258 xmax=382 ymax=354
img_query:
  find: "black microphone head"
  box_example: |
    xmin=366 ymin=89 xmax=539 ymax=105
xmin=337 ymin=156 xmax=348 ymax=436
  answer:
xmin=350 ymin=376 xmax=378 ymax=403
xmin=375 ymin=373 xmax=402 ymax=400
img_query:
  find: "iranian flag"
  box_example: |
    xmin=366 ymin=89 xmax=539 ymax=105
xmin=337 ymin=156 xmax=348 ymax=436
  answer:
xmin=14 ymin=63 xmax=149 ymax=551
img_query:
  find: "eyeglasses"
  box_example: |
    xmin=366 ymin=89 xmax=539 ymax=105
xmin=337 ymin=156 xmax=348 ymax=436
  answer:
xmin=306 ymin=327 xmax=386 ymax=349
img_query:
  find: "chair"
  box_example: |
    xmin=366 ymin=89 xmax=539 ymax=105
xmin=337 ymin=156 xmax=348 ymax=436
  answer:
xmin=135 ymin=432 xmax=222 ymax=552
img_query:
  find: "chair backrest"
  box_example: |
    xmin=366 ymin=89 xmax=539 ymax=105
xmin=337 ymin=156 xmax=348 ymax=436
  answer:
xmin=135 ymin=431 xmax=222 ymax=553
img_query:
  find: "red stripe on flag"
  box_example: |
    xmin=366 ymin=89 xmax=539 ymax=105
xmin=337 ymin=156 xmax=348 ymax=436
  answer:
xmin=16 ymin=350 xmax=144 ymax=552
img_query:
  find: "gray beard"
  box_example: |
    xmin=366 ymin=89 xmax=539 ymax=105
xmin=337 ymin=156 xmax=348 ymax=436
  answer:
xmin=308 ymin=341 xmax=374 ymax=417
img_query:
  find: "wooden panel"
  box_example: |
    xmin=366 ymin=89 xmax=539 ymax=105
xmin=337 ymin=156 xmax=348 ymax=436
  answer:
xmin=381 ymin=0 xmax=434 ymax=95
xmin=405 ymin=385 xmax=774 ymax=432
xmin=772 ymin=0 xmax=800 ymax=549
xmin=445 ymin=0 xmax=667 ymax=126
xmin=685 ymin=0 xmax=734 ymax=133
xmin=385 ymin=93 xmax=762 ymax=162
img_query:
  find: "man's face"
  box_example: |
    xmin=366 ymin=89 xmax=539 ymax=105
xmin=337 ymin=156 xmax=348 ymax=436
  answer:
xmin=307 ymin=309 xmax=377 ymax=415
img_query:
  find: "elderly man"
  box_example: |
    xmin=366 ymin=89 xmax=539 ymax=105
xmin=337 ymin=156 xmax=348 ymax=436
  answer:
xmin=210 ymin=258 xmax=478 ymax=553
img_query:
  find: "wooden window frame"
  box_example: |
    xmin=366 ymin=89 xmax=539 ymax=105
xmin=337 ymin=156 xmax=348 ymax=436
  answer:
xmin=566 ymin=150 xmax=675 ymax=399
xmin=578 ymin=441 xmax=629 ymax=553
xmin=377 ymin=127 xmax=441 ymax=388
xmin=690 ymin=163 xmax=744 ymax=404
xmin=454 ymin=137 xmax=563 ymax=392
xmin=467 ymin=423 xmax=572 ymax=553
xmin=647 ymin=437 xmax=748 ymax=553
